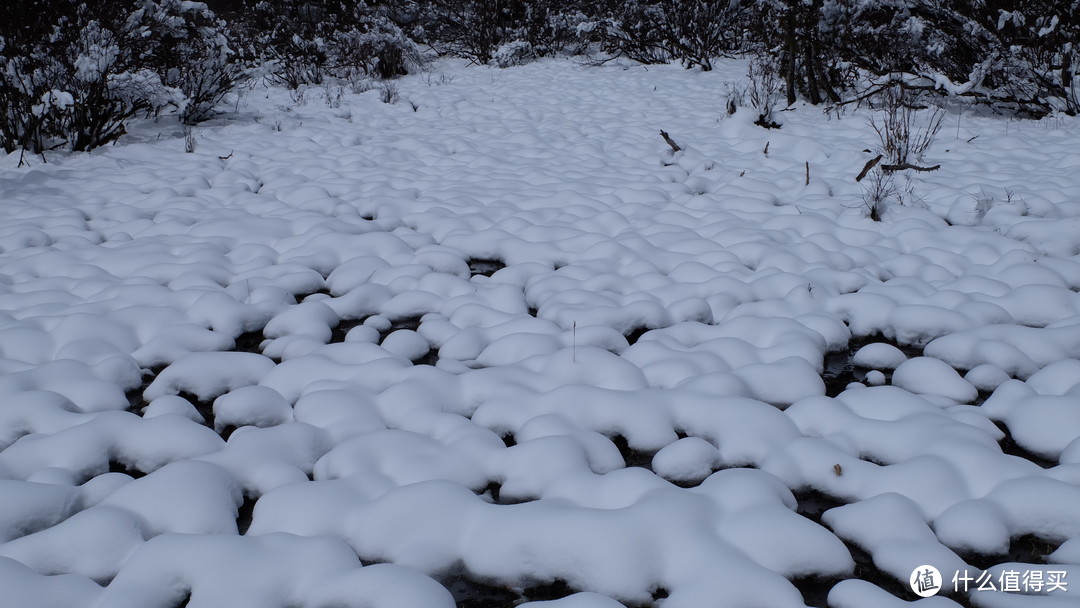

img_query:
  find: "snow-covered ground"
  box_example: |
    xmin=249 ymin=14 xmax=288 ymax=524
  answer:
xmin=2 ymin=58 xmax=1079 ymax=608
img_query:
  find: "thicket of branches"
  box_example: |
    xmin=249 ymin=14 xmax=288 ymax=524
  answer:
xmin=1 ymin=0 xmax=249 ymax=154
xmin=2 ymin=0 xmax=1077 ymax=153
xmin=754 ymin=0 xmax=1078 ymax=116
xmin=235 ymin=0 xmax=424 ymax=87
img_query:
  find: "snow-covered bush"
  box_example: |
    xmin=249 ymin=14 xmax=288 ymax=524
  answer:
xmin=332 ymin=16 xmax=424 ymax=80
xmin=745 ymin=0 xmax=1078 ymax=115
xmin=235 ymin=0 xmax=331 ymax=88
xmin=129 ymin=0 xmax=253 ymax=124
xmin=0 ymin=1 xmax=62 ymax=154
xmin=746 ymin=55 xmax=783 ymax=127
xmin=238 ymin=0 xmax=424 ymax=88
xmin=970 ymin=3 xmax=1079 ymax=115
xmin=594 ymin=0 xmax=744 ymax=70
xmin=860 ymin=167 xmax=897 ymax=221
xmin=869 ymin=84 xmax=944 ymax=169
xmin=0 ymin=0 xmax=242 ymax=154
xmin=1 ymin=1 xmax=180 ymax=153
xmin=493 ymin=41 xmax=535 ymax=68
xmin=420 ymin=0 xmax=593 ymax=65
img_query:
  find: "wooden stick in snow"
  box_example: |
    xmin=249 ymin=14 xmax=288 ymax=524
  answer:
xmin=659 ymin=130 xmax=681 ymax=152
xmin=881 ymin=163 xmax=941 ymax=172
xmin=855 ymin=154 xmax=883 ymax=182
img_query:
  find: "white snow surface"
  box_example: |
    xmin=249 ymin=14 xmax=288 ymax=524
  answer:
xmin=2 ymin=57 xmax=1079 ymax=607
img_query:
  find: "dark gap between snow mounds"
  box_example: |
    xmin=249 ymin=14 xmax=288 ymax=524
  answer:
xmin=623 ymin=325 xmax=650 ymax=347
xmin=791 ymin=489 xmax=915 ymax=607
xmin=231 ymin=311 xmax=440 ymax=365
xmin=236 ymin=493 xmax=257 ymax=535
xmin=128 ymin=313 xmax=441 ymax=444
xmin=108 ymin=459 xmax=147 ymax=479
xmin=329 ymin=319 xmax=364 ymax=344
xmin=446 ymin=577 xmax=518 ymax=608
xmin=792 ymin=489 xmax=978 ymax=608
xmin=474 ymin=481 xmax=534 ymax=506
xmin=129 ymin=379 xmax=237 ymax=442
xmin=445 ymin=574 xmax=666 ymax=608
xmin=233 ymin=329 xmax=266 ymax=354
xmin=446 ymin=577 xmax=575 ymax=608
xmin=125 ymin=364 xmax=166 ymax=414
xmin=612 ymin=433 xmax=751 ymax=488
xmin=822 ymin=335 xmax=924 ymax=398
xmin=467 ymin=258 xmax=507 ymax=278
xmin=960 ymin=534 xmax=1062 ymax=572
xmin=330 ymin=314 xmax=440 ymax=366
xmin=611 ymin=434 xmax=656 ymax=470
xmin=124 ymin=366 xmax=238 ymax=453
xmin=378 ymin=315 xmax=440 ymax=366
xmin=992 ymin=421 xmax=1057 ymax=469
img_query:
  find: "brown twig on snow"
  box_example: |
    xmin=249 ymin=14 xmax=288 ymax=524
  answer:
xmin=880 ymin=163 xmax=941 ymax=172
xmin=855 ymin=154 xmax=883 ymax=182
xmin=659 ymin=130 xmax=681 ymax=152
xmin=805 ymin=161 xmax=810 ymax=186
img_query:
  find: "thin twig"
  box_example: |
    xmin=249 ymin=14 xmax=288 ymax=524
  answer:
xmin=834 ymin=82 xmax=896 ymax=108
xmin=855 ymin=155 xmax=883 ymax=182
xmin=659 ymin=130 xmax=681 ymax=152
xmin=572 ymin=321 xmax=577 ymax=363
xmin=880 ymin=163 xmax=941 ymax=172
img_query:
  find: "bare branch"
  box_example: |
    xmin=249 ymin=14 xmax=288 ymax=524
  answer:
xmin=880 ymin=163 xmax=941 ymax=172
xmin=855 ymin=155 xmax=883 ymax=181
xmin=659 ymin=130 xmax=681 ymax=152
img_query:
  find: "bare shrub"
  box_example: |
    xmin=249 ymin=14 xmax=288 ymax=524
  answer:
xmin=860 ymin=168 xmax=897 ymax=221
xmin=238 ymin=0 xmax=424 ymax=89
xmin=1 ymin=0 xmax=241 ymax=153
xmin=721 ymin=82 xmax=744 ymax=115
xmin=423 ymin=0 xmax=593 ymax=65
xmin=597 ymin=0 xmax=744 ymax=70
xmin=379 ymin=82 xmax=400 ymax=104
xmin=746 ymin=56 xmax=783 ymax=128
xmin=870 ymin=85 xmax=945 ymax=168
xmin=184 ymin=124 xmax=197 ymax=153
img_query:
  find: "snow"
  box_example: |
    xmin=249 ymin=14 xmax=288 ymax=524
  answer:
xmin=933 ymin=499 xmax=1011 ymax=556
xmin=2 ymin=56 xmax=1080 ymax=607
xmin=651 ymin=436 xmax=720 ymax=484
xmin=143 ymin=351 xmax=277 ymax=402
xmin=829 ymin=579 xmax=963 ymax=608
xmin=892 ymin=357 xmax=979 ymax=403
xmin=853 ymin=342 xmax=910 ymax=370
xmin=212 ymin=385 xmax=293 ymax=433
xmin=822 ymin=493 xmax=969 ymax=586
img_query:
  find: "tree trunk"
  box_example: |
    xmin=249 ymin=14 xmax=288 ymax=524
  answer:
xmin=784 ymin=2 xmax=797 ymax=105
xmin=803 ymin=33 xmax=821 ymax=104
xmin=1062 ymin=50 xmax=1077 ymax=115
xmin=1063 ymin=49 xmax=1073 ymax=91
